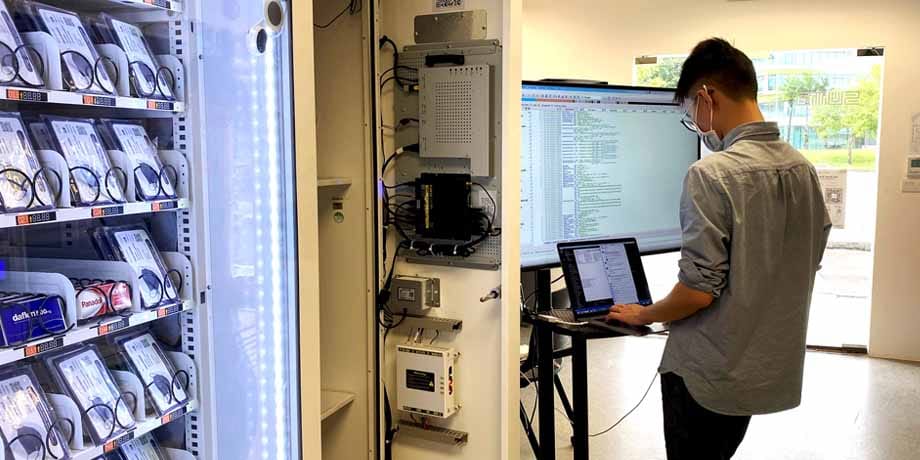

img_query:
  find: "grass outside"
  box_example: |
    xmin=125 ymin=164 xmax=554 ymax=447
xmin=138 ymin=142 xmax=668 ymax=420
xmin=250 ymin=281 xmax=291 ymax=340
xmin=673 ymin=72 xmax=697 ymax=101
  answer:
xmin=801 ymin=148 xmax=877 ymax=171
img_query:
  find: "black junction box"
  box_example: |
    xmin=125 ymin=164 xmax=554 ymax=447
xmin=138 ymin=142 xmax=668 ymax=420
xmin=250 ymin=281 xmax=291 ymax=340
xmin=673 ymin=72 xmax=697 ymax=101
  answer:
xmin=414 ymin=173 xmax=472 ymax=241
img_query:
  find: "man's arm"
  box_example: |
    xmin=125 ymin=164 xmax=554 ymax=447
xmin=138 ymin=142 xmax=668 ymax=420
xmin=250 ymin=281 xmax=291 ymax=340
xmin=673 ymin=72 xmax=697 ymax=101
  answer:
xmin=609 ymin=165 xmax=728 ymax=326
xmin=607 ymin=282 xmax=713 ymax=325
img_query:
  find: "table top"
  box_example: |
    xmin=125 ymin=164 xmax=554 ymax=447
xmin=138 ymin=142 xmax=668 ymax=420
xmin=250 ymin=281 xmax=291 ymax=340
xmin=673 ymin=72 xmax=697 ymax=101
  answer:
xmin=526 ymin=309 xmax=667 ymax=339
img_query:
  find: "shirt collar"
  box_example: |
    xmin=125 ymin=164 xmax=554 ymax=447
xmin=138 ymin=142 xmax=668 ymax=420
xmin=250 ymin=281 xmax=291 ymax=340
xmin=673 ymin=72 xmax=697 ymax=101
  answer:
xmin=722 ymin=121 xmax=781 ymax=149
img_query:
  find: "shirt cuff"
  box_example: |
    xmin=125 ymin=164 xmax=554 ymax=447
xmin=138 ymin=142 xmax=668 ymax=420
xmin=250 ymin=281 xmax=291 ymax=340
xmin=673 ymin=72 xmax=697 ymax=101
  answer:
xmin=677 ymin=257 xmax=726 ymax=298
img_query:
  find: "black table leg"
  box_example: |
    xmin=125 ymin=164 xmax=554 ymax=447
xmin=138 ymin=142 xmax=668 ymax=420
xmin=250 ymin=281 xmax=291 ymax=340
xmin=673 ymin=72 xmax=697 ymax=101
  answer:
xmin=572 ymin=335 xmax=589 ymax=459
xmin=536 ymin=321 xmax=556 ymax=459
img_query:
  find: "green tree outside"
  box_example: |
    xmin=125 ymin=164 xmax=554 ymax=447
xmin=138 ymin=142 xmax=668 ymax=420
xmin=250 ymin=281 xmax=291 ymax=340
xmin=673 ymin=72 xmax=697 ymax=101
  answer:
xmin=779 ymin=73 xmax=828 ymax=146
xmin=635 ymin=58 xmax=682 ymax=88
xmin=812 ymin=65 xmax=881 ymax=165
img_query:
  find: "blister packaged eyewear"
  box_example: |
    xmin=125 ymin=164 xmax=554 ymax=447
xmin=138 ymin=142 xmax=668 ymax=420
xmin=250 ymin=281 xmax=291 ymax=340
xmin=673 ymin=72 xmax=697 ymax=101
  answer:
xmin=0 ymin=0 xmax=43 ymax=87
xmin=97 ymin=119 xmax=175 ymax=200
xmin=95 ymin=14 xmax=174 ymax=101
xmin=43 ymin=344 xmax=135 ymax=444
xmin=113 ymin=331 xmax=187 ymax=416
xmin=0 ymin=366 xmax=70 ymax=459
xmin=99 ymin=225 xmax=179 ymax=309
xmin=0 ymin=111 xmax=54 ymax=211
xmin=23 ymin=2 xmax=115 ymax=94
xmin=41 ymin=115 xmax=125 ymax=205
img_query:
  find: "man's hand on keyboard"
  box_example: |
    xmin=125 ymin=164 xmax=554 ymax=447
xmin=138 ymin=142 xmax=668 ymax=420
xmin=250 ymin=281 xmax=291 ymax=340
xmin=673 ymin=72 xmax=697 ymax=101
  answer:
xmin=607 ymin=304 xmax=651 ymax=326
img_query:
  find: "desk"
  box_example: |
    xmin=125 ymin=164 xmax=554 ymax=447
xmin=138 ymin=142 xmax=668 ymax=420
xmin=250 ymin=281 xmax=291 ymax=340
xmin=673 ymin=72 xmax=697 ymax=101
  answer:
xmin=531 ymin=315 xmax=652 ymax=460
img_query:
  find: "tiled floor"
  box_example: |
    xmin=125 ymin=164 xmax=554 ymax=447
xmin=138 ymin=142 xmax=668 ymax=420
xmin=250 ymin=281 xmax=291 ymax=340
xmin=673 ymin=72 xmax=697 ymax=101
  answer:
xmin=519 ymin=335 xmax=920 ymax=459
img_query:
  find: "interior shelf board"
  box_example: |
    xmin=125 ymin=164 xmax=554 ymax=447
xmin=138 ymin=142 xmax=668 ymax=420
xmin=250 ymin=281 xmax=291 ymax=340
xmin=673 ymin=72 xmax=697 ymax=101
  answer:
xmin=321 ymin=390 xmax=355 ymax=421
xmin=317 ymin=177 xmax=352 ymax=188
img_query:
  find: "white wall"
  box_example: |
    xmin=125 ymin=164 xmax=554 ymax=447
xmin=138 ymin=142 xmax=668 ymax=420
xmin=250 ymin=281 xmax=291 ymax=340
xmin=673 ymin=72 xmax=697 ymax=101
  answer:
xmin=523 ymin=0 xmax=920 ymax=361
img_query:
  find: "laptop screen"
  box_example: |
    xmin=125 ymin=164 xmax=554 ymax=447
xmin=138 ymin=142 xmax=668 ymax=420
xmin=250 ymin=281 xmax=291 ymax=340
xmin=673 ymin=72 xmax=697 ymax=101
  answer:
xmin=558 ymin=238 xmax=653 ymax=317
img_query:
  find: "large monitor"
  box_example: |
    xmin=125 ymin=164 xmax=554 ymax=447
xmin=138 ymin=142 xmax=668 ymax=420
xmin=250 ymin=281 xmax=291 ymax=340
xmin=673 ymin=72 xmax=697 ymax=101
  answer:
xmin=520 ymin=81 xmax=700 ymax=269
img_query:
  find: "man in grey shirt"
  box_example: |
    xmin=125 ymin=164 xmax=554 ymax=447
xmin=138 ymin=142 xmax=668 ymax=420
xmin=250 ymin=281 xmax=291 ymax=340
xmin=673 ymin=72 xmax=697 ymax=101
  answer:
xmin=607 ymin=38 xmax=832 ymax=459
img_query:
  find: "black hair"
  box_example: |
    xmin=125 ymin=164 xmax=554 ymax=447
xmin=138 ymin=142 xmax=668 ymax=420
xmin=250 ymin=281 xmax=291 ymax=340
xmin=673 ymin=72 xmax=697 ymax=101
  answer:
xmin=674 ymin=38 xmax=758 ymax=104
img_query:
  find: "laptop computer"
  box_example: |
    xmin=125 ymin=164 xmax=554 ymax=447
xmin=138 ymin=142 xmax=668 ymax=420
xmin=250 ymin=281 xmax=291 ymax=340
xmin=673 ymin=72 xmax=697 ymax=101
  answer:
xmin=556 ymin=237 xmax=654 ymax=335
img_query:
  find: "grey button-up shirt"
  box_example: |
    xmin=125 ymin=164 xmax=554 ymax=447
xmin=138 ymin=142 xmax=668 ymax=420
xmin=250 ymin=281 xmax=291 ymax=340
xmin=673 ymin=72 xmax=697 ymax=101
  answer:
xmin=659 ymin=121 xmax=832 ymax=416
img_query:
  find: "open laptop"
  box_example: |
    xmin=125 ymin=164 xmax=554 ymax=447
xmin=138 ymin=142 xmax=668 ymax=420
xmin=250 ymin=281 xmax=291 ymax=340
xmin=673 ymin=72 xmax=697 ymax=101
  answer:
xmin=555 ymin=237 xmax=654 ymax=335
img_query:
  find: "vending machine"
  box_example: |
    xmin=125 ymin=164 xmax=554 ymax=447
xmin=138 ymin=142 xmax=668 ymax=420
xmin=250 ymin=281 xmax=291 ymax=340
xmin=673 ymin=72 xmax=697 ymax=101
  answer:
xmin=0 ymin=0 xmax=300 ymax=458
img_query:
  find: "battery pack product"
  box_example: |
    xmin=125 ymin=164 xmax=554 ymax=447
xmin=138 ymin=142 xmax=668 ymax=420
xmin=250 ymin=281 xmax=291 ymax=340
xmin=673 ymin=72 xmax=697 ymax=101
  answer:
xmin=0 ymin=1 xmax=43 ymax=87
xmin=99 ymin=225 xmax=179 ymax=309
xmin=21 ymin=2 xmax=115 ymax=94
xmin=95 ymin=14 xmax=174 ymax=101
xmin=114 ymin=331 xmax=187 ymax=416
xmin=98 ymin=119 xmax=176 ymax=200
xmin=0 ymin=293 xmax=67 ymax=346
xmin=0 ymin=112 xmax=55 ymax=211
xmin=41 ymin=115 xmax=125 ymax=205
xmin=73 ymin=279 xmax=133 ymax=323
xmin=119 ymin=432 xmax=167 ymax=460
xmin=44 ymin=344 xmax=135 ymax=444
xmin=0 ymin=367 xmax=70 ymax=459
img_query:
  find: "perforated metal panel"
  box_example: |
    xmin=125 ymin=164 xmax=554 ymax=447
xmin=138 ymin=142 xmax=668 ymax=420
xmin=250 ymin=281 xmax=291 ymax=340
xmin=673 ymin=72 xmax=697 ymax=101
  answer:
xmin=419 ymin=65 xmax=491 ymax=177
xmin=167 ymin=16 xmax=206 ymax=459
xmin=434 ymin=79 xmax=473 ymax=144
xmin=395 ymin=41 xmax=502 ymax=270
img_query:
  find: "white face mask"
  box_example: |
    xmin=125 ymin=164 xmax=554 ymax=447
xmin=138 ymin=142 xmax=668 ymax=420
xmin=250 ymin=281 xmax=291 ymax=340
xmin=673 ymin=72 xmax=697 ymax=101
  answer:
xmin=693 ymin=86 xmax=724 ymax=152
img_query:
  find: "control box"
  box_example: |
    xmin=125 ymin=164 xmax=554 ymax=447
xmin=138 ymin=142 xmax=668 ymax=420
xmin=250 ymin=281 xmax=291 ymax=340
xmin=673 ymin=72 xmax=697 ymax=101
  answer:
xmin=392 ymin=275 xmax=441 ymax=310
xmin=419 ymin=64 xmax=492 ymax=177
xmin=396 ymin=344 xmax=459 ymax=418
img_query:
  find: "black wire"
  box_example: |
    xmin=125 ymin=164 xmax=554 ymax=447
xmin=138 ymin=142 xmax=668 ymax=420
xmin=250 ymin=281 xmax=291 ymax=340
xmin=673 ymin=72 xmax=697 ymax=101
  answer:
xmin=521 ymin=274 xmax=565 ymax=308
xmin=384 ymin=181 xmax=414 ymax=189
xmin=380 ymin=66 xmax=418 ymax=80
xmin=472 ymin=183 xmax=496 ymax=231
xmin=381 ymin=75 xmax=417 ymax=90
xmin=589 ymin=370 xmax=659 ymax=437
xmin=314 ymin=0 xmax=361 ymax=29
xmin=379 ymin=36 xmax=418 ymax=89
xmin=528 ymin=379 xmax=539 ymax=425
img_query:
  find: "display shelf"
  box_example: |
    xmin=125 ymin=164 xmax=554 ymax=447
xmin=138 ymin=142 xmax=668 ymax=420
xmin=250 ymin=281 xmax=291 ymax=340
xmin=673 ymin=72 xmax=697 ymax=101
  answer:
xmin=71 ymin=399 xmax=199 ymax=459
xmin=1 ymin=86 xmax=184 ymax=113
xmin=0 ymin=198 xmax=189 ymax=228
xmin=317 ymin=177 xmax=353 ymax=188
xmin=0 ymin=300 xmax=193 ymax=367
xmin=321 ymin=390 xmax=355 ymax=421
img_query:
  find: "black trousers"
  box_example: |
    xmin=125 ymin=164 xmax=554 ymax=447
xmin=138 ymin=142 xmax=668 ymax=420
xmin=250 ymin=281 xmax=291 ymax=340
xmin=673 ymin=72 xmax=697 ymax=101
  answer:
xmin=661 ymin=372 xmax=751 ymax=460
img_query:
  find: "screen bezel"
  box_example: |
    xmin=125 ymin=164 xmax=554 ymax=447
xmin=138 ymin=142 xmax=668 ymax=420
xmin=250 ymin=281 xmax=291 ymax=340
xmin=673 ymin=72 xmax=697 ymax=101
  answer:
xmin=557 ymin=237 xmax=654 ymax=316
xmin=520 ymin=80 xmax=702 ymax=271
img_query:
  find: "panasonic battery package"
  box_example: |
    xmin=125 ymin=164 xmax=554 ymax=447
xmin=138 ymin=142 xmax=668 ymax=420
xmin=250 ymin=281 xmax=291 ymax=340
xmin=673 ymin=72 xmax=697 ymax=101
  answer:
xmin=0 ymin=112 xmax=54 ymax=211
